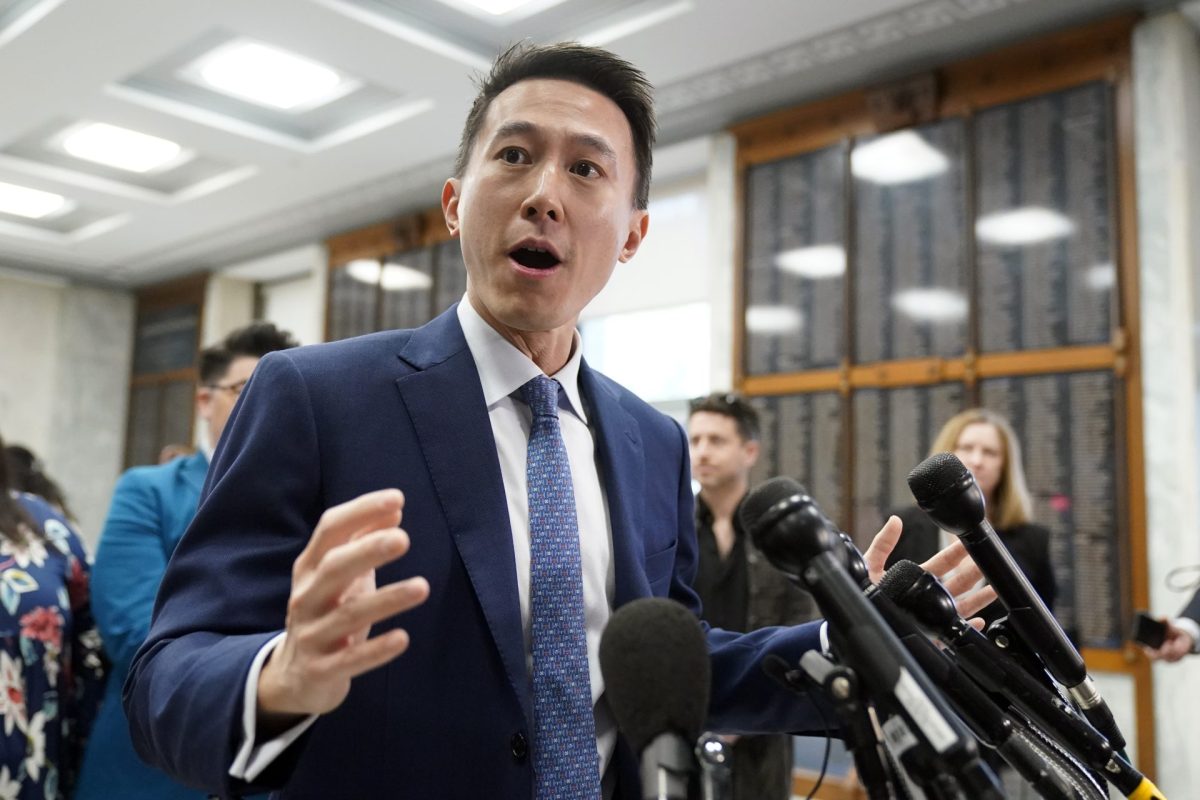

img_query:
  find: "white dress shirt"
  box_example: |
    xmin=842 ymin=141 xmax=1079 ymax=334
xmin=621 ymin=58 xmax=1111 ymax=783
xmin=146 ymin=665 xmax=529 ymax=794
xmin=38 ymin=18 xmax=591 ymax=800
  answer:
xmin=231 ymin=299 xmax=620 ymax=788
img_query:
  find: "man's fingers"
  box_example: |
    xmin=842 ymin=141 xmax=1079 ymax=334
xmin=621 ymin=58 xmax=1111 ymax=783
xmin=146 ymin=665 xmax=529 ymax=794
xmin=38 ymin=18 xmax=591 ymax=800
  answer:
xmin=955 ymin=585 xmax=997 ymax=620
xmin=291 ymin=529 xmax=411 ymax=618
xmin=324 ymin=628 xmax=413 ymax=681
xmin=297 ymin=490 xmax=405 ymax=572
xmin=939 ymin=562 xmax=985 ymax=599
xmin=862 ymin=516 xmax=903 ymax=583
xmin=920 ymin=537 xmax=968 ymax=578
xmin=301 ymin=577 xmax=430 ymax=653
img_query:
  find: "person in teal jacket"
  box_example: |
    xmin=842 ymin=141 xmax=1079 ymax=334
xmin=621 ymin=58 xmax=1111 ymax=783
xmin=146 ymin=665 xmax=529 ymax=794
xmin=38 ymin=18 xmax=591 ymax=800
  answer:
xmin=75 ymin=322 xmax=296 ymax=800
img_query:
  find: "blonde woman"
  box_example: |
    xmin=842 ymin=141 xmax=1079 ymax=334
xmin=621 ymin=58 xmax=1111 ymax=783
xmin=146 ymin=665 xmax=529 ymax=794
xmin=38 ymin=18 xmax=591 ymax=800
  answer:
xmin=884 ymin=408 xmax=1056 ymax=622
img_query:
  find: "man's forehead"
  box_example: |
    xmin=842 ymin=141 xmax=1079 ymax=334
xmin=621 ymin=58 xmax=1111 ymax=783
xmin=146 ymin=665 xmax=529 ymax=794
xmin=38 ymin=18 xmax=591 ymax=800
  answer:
xmin=482 ymin=78 xmax=632 ymax=146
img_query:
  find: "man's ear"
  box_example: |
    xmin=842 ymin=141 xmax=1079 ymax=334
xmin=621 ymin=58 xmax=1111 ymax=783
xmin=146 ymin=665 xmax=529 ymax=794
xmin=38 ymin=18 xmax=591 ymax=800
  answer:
xmin=442 ymin=178 xmax=462 ymax=238
xmin=743 ymin=438 xmax=761 ymax=469
xmin=195 ymin=388 xmax=213 ymax=424
xmin=617 ymin=209 xmax=649 ymax=263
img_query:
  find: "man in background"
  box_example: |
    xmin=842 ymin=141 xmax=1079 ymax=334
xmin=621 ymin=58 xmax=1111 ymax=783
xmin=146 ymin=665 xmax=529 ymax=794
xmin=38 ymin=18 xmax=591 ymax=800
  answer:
xmin=76 ymin=322 xmax=297 ymax=800
xmin=687 ymin=392 xmax=818 ymax=800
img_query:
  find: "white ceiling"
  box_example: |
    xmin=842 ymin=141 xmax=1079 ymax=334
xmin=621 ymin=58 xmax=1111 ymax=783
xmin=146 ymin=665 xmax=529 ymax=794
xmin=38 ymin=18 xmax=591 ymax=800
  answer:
xmin=0 ymin=0 xmax=1158 ymax=287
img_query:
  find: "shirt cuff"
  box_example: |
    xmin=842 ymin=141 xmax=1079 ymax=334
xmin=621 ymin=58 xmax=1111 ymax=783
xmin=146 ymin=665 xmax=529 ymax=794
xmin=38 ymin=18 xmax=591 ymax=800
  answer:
xmin=1174 ymin=617 xmax=1200 ymax=654
xmin=228 ymin=632 xmax=318 ymax=782
xmin=819 ymin=620 xmax=831 ymax=655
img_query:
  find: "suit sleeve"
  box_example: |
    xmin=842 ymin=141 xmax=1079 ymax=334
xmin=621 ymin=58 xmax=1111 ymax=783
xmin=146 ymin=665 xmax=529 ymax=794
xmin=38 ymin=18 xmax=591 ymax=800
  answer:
xmin=91 ymin=471 xmax=169 ymax=675
xmin=1181 ymin=588 xmax=1200 ymax=625
xmin=662 ymin=420 xmax=827 ymax=736
xmin=124 ymin=352 xmax=324 ymax=796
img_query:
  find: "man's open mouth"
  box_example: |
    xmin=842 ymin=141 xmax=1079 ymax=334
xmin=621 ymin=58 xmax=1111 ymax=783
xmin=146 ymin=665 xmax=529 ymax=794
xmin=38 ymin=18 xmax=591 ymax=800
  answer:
xmin=510 ymin=247 xmax=561 ymax=270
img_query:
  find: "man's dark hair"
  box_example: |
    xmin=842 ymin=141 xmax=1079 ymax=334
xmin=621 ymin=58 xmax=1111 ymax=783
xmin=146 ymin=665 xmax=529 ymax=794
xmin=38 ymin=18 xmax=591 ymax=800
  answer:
xmin=454 ymin=41 xmax=657 ymax=210
xmin=199 ymin=322 xmax=299 ymax=385
xmin=688 ymin=392 xmax=760 ymax=442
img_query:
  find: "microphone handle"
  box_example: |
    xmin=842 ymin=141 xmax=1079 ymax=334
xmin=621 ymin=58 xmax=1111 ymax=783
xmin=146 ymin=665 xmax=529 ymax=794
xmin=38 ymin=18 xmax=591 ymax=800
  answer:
xmin=959 ymin=521 xmax=1127 ymax=751
xmin=640 ymin=733 xmax=694 ymax=800
xmin=958 ymin=520 xmax=1083 ymax=685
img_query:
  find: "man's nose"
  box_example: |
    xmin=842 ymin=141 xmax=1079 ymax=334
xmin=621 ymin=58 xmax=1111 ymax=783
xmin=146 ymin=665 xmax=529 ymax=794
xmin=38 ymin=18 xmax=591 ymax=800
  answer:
xmin=522 ymin=164 xmax=564 ymax=222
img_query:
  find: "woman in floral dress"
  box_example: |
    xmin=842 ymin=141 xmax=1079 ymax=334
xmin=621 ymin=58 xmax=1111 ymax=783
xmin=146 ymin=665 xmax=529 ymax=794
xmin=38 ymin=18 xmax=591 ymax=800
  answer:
xmin=0 ymin=435 xmax=103 ymax=799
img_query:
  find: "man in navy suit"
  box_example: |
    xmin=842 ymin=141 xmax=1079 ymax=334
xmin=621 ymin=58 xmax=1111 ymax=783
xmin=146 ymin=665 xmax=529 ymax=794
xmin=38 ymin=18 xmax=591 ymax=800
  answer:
xmin=125 ymin=43 xmax=988 ymax=799
xmin=78 ymin=323 xmax=297 ymax=800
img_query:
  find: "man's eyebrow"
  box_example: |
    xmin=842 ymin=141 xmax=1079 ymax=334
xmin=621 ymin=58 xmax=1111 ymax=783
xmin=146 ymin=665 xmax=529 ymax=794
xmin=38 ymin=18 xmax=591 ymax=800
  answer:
xmin=490 ymin=120 xmax=618 ymax=163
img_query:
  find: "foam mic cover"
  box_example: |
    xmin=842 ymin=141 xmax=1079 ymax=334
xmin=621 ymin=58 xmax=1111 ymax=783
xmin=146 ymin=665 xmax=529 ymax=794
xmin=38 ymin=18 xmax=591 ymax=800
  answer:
xmin=599 ymin=597 xmax=710 ymax=754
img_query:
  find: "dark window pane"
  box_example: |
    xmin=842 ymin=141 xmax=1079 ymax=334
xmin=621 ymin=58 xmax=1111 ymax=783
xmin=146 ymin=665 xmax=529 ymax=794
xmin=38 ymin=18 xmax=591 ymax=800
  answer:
xmin=743 ymin=144 xmax=845 ymax=375
xmin=132 ymin=304 xmax=199 ymax=375
xmin=854 ymin=119 xmax=968 ymax=362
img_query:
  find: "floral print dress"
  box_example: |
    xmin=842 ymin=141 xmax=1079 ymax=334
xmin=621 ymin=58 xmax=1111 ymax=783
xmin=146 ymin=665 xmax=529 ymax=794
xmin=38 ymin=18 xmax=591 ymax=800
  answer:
xmin=0 ymin=493 xmax=104 ymax=800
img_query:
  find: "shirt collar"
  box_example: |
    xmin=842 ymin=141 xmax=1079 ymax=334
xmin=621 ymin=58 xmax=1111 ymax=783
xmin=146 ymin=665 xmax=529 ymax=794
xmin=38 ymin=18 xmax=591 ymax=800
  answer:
xmin=456 ymin=297 xmax=588 ymax=424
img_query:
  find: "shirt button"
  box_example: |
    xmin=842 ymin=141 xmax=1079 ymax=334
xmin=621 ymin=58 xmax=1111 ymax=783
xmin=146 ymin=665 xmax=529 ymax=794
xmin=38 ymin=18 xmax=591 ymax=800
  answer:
xmin=510 ymin=731 xmax=528 ymax=761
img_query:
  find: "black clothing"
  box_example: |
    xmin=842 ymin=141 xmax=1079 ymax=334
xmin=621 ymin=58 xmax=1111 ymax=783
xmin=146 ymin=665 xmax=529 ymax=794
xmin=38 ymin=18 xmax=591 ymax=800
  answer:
xmin=694 ymin=494 xmax=818 ymax=800
xmin=883 ymin=505 xmax=1057 ymax=624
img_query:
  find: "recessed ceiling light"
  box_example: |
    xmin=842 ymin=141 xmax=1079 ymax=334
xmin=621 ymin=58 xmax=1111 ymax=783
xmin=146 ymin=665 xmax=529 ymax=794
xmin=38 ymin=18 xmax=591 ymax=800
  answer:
xmin=852 ymin=131 xmax=950 ymax=186
xmin=976 ymin=206 xmax=1075 ymax=247
xmin=775 ymin=244 xmax=845 ymax=279
xmin=745 ymin=305 xmax=803 ymax=335
xmin=346 ymin=260 xmax=433 ymax=292
xmin=0 ymin=181 xmax=72 ymax=220
xmin=183 ymin=40 xmax=358 ymax=112
xmin=891 ymin=287 xmax=968 ymax=323
xmin=436 ymin=0 xmax=566 ymax=17
xmin=57 ymin=122 xmax=191 ymax=173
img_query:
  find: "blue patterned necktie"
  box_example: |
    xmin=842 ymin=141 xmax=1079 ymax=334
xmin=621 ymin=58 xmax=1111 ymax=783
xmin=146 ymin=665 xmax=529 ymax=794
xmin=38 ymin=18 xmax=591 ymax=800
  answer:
xmin=521 ymin=375 xmax=601 ymax=799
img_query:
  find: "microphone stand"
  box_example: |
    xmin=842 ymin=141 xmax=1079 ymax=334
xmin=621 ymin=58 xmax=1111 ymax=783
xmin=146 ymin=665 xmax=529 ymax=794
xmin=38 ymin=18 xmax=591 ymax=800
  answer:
xmin=793 ymin=651 xmax=906 ymax=800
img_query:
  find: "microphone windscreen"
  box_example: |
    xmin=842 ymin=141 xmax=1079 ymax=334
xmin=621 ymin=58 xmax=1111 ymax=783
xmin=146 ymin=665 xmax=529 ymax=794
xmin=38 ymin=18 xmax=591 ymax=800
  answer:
xmin=906 ymin=452 xmax=971 ymax=508
xmin=738 ymin=476 xmax=805 ymax=536
xmin=876 ymin=559 xmax=928 ymax=602
xmin=599 ymin=597 xmax=710 ymax=752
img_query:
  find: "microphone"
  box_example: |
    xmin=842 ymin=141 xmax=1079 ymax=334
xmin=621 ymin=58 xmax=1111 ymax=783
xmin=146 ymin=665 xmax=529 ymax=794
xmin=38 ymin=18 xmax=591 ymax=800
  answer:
xmin=907 ymin=452 xmax=1126 ymax=751
xmin=879 ymin=559 xmax=1164 ymax=800
xmin=599 ymin=597 xmax=708 ymax=800
xmin=832 ymin=534 xmax=1088 ymax=800
xmin=740 ymin=477 xmax=1003 ymax=799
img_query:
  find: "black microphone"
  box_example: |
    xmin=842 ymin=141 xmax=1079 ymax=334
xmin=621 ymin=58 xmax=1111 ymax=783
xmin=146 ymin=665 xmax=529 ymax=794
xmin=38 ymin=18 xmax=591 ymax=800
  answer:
xmin=879 ymin=559 xmax=1163 ymax=800
xmin=907 ymin=452 xmax=1126 ymax=751
xmin=600 ymin=597 xmax=708 ymax=800
xmin=740 ymin=477 xmax=1003 ymax=799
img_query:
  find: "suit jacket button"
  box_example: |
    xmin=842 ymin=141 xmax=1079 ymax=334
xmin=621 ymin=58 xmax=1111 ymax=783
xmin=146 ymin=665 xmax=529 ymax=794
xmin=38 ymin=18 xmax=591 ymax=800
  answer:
xmin=510 ymin=732 xmax=528 ymax=761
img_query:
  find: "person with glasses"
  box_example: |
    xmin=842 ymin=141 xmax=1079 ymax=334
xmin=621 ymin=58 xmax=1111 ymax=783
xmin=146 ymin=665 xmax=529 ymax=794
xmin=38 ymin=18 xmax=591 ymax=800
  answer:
xmin=687 ymin=392 xmax=817 ymax=800
xmin=76 ymin=322 xmax=297 ymax=800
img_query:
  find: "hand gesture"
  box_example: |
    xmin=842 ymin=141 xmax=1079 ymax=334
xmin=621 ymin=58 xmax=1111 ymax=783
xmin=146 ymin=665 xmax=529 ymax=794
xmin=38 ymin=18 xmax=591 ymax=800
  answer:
xmin=257 ymin=490 xmax=430 ymax=726
xmin=863 ymin=515 xmax=997 ymax=623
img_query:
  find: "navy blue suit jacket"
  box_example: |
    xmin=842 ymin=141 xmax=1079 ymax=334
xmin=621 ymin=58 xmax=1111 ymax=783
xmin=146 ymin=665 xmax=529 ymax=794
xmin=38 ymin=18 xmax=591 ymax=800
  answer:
xmin=125 ymin=306 xmax=825 ymax=799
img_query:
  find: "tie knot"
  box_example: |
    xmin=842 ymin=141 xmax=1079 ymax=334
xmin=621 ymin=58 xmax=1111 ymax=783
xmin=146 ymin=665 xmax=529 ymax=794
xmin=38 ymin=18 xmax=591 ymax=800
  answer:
xmin=521 ymin=375 xmax=561 ymax=419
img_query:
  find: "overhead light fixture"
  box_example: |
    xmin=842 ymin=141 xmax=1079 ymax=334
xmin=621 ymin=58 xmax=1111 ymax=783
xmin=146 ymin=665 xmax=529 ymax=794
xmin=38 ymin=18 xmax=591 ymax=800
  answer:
xmin=745 ymin=305 xmax=803 ymax=335
xmin=346 ymin=259 xmax=432 ymax=292
xmin=435 ymin=0 xmax=568 ymax=17
xmin=0 ymin=181 xmax=71 ymax=220
xmin=851 ymin=131 xmax=949 ymax=186
xmin=891 ymin=287 xmax=968 ymax=323
xmin=775 ymin=244 xmax=845 ymax=279
xmin=183 ymin=39 xmax=358 ymax=112
xmin=57 ymin=122 xmax=191 ymax=173
xmin=1085 ymin=263 xmax=1116 ymax=292
xmin=976 ymin=206 xmax=1075 ymax=247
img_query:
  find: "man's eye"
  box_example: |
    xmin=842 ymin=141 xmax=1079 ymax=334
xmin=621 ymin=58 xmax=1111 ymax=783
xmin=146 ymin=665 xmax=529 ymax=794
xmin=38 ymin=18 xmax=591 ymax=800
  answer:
xmin=501 ymin=148 xmax=526 ymax=164
xmin=571 ymin=161 xmax=599 ymax=177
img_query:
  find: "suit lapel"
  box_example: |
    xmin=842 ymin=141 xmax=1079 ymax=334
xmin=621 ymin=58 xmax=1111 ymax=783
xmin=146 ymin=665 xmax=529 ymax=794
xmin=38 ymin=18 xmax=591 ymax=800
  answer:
xmin=393 ymin=308 xmax=531 ymax=725
xmin=579 ymin=364 xmax=647 ymax=608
